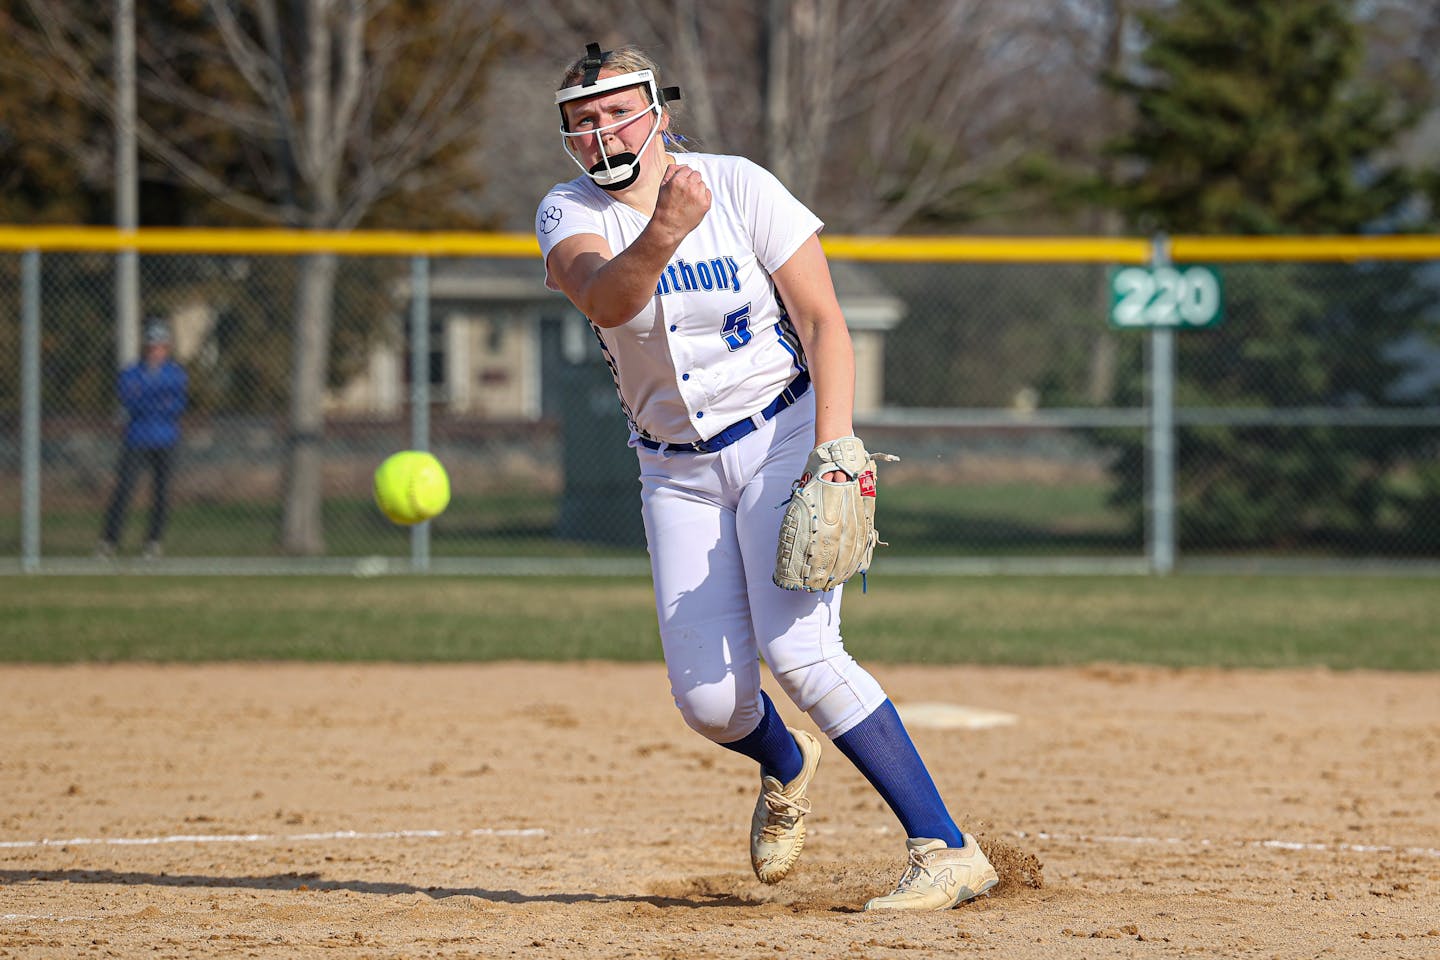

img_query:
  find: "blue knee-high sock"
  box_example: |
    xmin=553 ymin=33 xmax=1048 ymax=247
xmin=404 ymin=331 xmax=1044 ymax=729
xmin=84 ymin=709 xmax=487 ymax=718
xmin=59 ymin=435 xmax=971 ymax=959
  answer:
xmin=718 ymin=690 xmax=804 ymax=783
xmin=832 ymin=699 xmax=964 ymax=847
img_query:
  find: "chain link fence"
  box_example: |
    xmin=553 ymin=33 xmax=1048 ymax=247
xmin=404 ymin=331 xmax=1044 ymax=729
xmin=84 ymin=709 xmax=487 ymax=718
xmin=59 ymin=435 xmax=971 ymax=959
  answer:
xmin=3 ymin=235 xmax=1439 ymax=574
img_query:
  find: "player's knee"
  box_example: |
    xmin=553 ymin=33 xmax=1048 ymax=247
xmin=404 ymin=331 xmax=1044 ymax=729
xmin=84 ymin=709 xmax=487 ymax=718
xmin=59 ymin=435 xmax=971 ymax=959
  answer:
xmin=772 ymin=652 xmax=886 ymax=737
xmin=672 ymin=688 xmax=757 ymax=744
xmin=772 ymin=651 xmax=854 ymax=709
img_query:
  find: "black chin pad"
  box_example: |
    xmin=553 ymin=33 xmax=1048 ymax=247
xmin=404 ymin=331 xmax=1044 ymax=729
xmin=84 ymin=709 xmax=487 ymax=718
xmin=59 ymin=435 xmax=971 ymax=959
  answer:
xmin=590 ymin=153 xmax=641 ymax=191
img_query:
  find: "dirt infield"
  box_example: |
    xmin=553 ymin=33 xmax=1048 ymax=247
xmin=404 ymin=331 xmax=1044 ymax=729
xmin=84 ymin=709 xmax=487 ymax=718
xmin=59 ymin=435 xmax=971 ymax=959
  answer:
xmin=2 ymin=662 xmax=1438 ymax=959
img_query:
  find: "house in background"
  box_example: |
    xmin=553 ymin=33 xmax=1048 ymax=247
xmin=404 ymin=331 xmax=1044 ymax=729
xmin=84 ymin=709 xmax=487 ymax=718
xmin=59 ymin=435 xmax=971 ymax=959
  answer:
xmin=328 ymin=257 xmax=907 ymax=421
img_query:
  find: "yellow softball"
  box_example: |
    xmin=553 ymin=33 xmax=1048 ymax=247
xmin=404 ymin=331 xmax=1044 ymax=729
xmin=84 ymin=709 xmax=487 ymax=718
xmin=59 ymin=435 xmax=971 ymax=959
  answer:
xmin=373 ymin=450 xmax=451 ymax=526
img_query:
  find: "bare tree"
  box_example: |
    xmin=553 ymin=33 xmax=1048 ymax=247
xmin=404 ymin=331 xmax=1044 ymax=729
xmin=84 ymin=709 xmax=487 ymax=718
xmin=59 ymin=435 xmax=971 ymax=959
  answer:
xmin=1086 ymin=0 xmax=1129 ymax=405
xmin=813 ymin=1 xmax=1058 ymax=232
xmin=513 ymin=1 xmax=1086 ymax=232
xmin=16 ymin=0 xmax=513 ymax=553
xmin=1037 ymin=0 xmax=1139 ymax=404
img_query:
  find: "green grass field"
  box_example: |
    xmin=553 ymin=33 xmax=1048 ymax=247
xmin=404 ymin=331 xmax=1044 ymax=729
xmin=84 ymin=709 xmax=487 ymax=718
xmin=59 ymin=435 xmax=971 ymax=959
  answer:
xmin=0 ymin=481 xmax=1136 ymax=558
xmin=0 ymin=574 xmax=1435 ymax=670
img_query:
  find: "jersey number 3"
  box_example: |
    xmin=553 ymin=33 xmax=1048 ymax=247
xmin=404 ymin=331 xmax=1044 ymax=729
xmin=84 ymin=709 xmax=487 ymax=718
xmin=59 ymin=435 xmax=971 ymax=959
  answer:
xmin=721 ymin=303 xmax=753 ymax=352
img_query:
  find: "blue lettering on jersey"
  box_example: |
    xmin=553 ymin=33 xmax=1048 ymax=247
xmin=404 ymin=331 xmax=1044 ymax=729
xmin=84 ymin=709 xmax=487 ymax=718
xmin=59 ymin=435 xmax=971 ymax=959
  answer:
xmin=654 ymin=256 xmax=743 ymax=298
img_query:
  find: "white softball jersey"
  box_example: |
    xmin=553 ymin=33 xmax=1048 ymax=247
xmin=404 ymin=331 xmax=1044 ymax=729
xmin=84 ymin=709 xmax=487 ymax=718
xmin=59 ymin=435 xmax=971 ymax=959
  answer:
xmin=536 ymin=152 xmax=822 ymax=445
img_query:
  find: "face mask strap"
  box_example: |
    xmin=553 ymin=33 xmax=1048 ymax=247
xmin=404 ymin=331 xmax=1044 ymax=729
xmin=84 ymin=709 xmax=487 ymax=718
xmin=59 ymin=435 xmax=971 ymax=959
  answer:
xmin=580 ymin=42 xmax=606 ymax=87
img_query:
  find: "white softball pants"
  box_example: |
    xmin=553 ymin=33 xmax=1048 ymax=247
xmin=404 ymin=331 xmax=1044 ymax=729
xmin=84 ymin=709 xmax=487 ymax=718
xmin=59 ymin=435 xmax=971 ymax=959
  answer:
xmin=636 ymin=390 xmax=888 ymax=743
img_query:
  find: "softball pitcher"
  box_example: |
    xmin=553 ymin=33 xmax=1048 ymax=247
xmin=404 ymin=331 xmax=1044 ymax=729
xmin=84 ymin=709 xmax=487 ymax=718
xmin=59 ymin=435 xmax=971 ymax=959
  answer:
xmin=537 ymin=42 xmax=998 ymax=911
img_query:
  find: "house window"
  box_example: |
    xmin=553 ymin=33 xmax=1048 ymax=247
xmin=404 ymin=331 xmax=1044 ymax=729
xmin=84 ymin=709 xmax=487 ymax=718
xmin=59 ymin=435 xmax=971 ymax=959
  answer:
xmin=402 ymin=315 xmax=448 ymax=402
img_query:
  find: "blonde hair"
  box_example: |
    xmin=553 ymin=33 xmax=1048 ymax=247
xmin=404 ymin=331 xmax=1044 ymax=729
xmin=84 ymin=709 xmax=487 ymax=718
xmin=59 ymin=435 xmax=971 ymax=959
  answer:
xmin=558 ymin=44 xmax=664 ymax=97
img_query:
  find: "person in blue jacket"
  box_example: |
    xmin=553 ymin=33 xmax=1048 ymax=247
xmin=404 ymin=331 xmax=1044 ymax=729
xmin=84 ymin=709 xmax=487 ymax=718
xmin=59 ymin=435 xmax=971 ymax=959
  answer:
xmin=97 ymin=319 xmax=189 ymax=559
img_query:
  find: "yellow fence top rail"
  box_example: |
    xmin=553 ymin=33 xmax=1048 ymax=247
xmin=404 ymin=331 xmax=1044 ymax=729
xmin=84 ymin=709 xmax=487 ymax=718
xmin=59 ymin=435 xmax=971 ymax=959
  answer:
xmin=819 ymin=236 xmax=1153 ymax=263
xmin=0 ymin=226 xmax=1436 ymax=262
xmin=1169 ymin=235 xmax=1440 ymax=261
xmin=0 ymin=226 xmax=541 ymax=257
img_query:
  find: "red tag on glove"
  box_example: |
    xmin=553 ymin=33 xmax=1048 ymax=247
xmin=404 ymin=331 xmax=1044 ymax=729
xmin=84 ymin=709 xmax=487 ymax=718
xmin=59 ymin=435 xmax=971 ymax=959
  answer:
xmin=859 ymin=471 xmax=876 ymax=497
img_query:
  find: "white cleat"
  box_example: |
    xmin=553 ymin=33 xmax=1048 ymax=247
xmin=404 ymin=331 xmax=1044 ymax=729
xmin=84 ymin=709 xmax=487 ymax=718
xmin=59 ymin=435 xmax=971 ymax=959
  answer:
xmin=863 ymin=835 xmax=999 ymax=912
xmin=749 ymin=727 xmax=822 ymax=884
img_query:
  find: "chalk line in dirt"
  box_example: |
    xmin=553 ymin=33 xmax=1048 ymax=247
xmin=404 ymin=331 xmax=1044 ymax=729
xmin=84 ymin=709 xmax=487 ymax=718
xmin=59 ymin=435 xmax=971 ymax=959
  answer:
xmin=0 ymin=826 xmax=543 ymax=850
xmin=1015 ymin=830 xmax=1440 ymax=859
xmin=3 ymin=823 xmax=1436 ymax=860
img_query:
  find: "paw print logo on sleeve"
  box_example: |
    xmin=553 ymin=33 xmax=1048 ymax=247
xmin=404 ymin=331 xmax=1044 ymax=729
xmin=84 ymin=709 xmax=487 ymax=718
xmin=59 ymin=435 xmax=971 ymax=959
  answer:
xmin=538 ymin=205 xmax=563 ymax=235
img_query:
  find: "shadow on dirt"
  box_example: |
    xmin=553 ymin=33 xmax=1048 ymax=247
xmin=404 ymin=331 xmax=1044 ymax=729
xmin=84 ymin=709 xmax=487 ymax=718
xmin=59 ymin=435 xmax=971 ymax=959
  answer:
xmin=0 ymin=869 xmax=763 ymax=909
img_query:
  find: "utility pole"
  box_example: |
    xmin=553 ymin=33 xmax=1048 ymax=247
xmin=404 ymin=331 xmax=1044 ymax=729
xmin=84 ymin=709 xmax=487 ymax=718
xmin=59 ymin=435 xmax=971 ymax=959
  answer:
xmin=115 ymin=0 xmax=139 ymax=367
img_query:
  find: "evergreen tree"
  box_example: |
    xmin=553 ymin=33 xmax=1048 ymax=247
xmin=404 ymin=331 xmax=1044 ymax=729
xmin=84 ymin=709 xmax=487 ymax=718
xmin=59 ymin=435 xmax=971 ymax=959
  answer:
xmin=1112 ymin=0 xmax=1411 ymax=235
xmin=1104 ymin=0 xmax=1437 ymax=553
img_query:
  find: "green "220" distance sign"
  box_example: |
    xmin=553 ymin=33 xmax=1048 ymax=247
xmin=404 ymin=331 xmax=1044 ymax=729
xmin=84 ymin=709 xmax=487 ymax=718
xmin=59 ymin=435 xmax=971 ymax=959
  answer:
xmin=1109 ymin=265 xmax=1223 ymax=329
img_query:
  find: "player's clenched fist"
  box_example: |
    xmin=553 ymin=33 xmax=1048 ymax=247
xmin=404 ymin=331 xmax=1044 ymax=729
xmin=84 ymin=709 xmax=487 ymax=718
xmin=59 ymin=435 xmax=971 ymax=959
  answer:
xmin=653 ymin=163 xmax=710 ymax=239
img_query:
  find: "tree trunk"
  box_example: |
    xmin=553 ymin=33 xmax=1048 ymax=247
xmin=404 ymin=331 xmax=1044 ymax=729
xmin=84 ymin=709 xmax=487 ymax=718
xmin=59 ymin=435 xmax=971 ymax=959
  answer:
xmin=1086 ymin=0 xmax=1127 ymax=406
xmin=281 ymin=251 xmax=338 ymax=555
xmin=1086 ymin=237 xmax=1121 ymax=405
xmin=762 ymin=0 xmax=792 ymax=187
